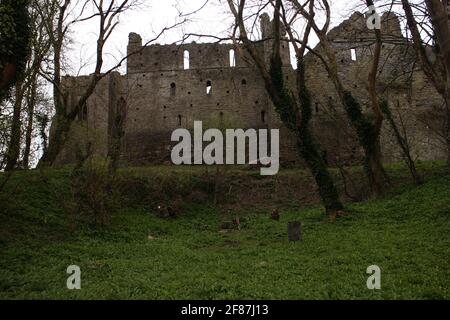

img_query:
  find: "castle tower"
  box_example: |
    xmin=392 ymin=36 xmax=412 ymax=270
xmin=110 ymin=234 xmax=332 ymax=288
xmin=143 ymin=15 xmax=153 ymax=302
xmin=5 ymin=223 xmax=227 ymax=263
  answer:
xmin=260 ymin=13 xmax=291 ymax=67
xmin=127 ymin=32 xmax=142 ymax=74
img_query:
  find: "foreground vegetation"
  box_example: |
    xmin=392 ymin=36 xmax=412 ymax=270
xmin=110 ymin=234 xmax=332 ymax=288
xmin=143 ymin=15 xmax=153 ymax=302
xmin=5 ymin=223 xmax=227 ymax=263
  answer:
xmin=0 ymin=162 xmax=449 ymax=299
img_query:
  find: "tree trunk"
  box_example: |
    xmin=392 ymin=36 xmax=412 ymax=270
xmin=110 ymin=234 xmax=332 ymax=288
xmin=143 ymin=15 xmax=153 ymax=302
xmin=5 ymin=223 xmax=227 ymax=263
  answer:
xmin=294 ymin=61 xmax=344 ymax=215
xmin=446 ymin=63 xmax=450 ymax=166
xmin=424 ymin=0 xmax=450 ymax=167
xmin=0 ymin=63 xmax=17 ymax=103
xmin=382 ymin=100 xmax=423 ymax=185
xmin=447 ymin=96 xmax=450 ymax=166
xmin=22 ymin=105 xmax=34 ymax=169
xmin=23 ymin=70 xmax=38 ymax=169
xmin=108 ymin=97 xmax=126 ymax=173
xmin=299 ymin=134 xmax=345 ymax=214
xmin=40 ymin=114 xmax=71 ymax=166
xmin=365 ymin=139 xmax=387 ymax=197
xmin=5 ymin=81 xmax=24 ymax=171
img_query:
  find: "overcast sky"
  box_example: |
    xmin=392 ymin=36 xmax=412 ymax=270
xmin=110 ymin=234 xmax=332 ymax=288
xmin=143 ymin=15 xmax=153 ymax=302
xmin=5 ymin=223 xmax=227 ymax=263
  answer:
xmin=67 ymin=0 xmax=362 ymax=75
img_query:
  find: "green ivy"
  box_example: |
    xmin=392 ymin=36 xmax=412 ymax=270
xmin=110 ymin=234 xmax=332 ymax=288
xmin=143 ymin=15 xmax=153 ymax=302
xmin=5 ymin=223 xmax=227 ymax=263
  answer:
xmin=0 ymin=0 xmax=31 ymax=98
xmin=269 ymin=55 xmax=343 ymax=213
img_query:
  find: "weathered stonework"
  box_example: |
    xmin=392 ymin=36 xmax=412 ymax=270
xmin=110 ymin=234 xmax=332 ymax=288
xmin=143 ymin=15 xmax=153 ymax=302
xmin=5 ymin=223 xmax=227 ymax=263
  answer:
xmin=54 ymin=12 xmax=447 ymax=167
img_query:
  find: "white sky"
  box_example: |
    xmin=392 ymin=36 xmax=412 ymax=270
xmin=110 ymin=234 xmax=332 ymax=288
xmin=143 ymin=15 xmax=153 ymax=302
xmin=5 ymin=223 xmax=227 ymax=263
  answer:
xmin=66 ymin=0 xmax=362 ymax=76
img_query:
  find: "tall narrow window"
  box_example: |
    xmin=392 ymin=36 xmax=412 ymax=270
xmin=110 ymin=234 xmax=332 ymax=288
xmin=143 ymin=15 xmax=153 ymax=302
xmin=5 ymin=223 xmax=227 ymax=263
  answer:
xmin=177 ymin=115 xmax=182 ymax=126
xmin=170 ymin=82 xmax=176 ymax=96
xmin=183 ymin=50 xmax=190 ymax=70
xmin=261 ymin=110 xmax=266 ymax=123
xmin=351 ymin=48 xmax=357 ymax=61
xmin=206 ymin=80 xmax=212 ymax=95
xmin=229 ymin=49 xmax=236 ymax=67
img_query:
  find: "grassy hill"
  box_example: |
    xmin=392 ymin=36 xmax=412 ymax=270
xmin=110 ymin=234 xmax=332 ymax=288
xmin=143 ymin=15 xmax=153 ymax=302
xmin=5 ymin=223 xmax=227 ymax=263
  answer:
xmin=0 ymin=162 xmax=449 ymax=299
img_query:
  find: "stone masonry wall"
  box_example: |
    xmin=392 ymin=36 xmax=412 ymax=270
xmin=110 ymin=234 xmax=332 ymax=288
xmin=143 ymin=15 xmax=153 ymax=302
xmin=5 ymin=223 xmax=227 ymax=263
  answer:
xmin=53 ymin=12 xmax=447 ymax=167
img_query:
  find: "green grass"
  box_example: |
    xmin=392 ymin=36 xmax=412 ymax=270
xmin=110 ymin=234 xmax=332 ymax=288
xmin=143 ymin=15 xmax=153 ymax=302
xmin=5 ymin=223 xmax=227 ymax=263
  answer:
xmin=0 ymin=163 xmax=449 ymax=299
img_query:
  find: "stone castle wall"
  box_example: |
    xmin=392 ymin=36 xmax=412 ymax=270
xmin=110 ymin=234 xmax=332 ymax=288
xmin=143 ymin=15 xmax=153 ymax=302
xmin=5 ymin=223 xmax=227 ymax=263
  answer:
xmin=54 ymin=12 xmax=447 ymax=167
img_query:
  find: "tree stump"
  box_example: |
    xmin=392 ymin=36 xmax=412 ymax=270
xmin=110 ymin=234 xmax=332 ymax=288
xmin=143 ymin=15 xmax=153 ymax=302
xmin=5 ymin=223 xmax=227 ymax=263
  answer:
xmin=288 ymin=221 xmax=302 ymax=242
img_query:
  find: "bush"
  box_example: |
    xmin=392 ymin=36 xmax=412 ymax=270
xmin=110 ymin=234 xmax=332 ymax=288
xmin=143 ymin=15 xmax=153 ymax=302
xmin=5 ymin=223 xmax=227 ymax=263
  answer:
xmin=66 ymin=158 xmax=117 ymax=228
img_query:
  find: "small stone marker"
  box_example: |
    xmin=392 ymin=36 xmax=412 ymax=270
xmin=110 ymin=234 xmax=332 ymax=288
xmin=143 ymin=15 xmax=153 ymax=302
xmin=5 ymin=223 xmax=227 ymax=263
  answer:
xmin=288 ymin=221 xmax=302 ymax=242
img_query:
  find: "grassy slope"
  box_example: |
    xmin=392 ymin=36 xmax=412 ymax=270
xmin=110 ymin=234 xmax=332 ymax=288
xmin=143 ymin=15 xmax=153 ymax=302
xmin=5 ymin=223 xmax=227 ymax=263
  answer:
xmin=0 ymin=163 xmax=449 ymax=299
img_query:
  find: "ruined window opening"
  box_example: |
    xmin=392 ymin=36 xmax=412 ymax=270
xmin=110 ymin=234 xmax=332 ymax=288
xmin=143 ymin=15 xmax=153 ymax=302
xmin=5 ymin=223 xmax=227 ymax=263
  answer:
xmin=183 ymin=50 xmax=190 ymax=70
xmin=177 ymin=115 xmax=182 ymax=126
xmin=351 ymin=49 xmax=357 ymax=61
xmin=229 ymin=49 xmax=236 ymax=67
xmin=261 ymin=110 xmax=266 ymax=123
xmin=315 ymin=103 xmax=319 ymax=113
xmin=170 ymin=82 xmax=176 ymax=96
xmin=206 ymin=80 xmax=212 ymax=95
xmin=241 ymin=79 xmax=247 ymax=85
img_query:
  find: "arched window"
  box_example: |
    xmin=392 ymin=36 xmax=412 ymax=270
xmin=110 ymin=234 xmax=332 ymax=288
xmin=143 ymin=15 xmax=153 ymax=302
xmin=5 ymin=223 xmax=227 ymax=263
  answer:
xmin=241 ymin=79 xmax=247 ymax=85
xmin=183 ymin=50 xmax=190 ymax=70
xmin=170 ymin=82 xmax=176 ymax=96
xmin=229 ymin=49 xmax=236 ymax=67
xmin=206 ymin=80 xmax=212 ymax=95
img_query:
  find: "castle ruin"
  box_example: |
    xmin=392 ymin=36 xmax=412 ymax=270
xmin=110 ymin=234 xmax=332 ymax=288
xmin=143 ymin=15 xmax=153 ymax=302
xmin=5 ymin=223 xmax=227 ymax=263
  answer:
xmin=54 ymin=12 xmax=447 ymax=167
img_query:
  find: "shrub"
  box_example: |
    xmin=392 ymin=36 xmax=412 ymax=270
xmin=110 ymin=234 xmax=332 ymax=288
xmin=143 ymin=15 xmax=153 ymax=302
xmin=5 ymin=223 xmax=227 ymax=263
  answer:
xmin=66 ymin=157 xmax=117 ymax=228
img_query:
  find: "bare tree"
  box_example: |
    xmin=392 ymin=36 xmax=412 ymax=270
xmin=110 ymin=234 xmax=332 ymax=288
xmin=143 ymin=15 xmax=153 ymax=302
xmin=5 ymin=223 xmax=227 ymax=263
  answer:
xmin=3 ymin=0 xmax=53 ymax=170
xmin=22 ymin=1 xmax=54 ymax=168
xmin=37 ymin=0 xmax=188 ymax=167
xmin=400 ymin=0 xmax=450 ymax=166
xmin=1 ymin=0 xmax=32 ymax=171
xmin=289 ymin=0 xmax=390 ymax=197
xmin=381 ymin=99 xmax=424 ymax=184
xmin=227 ymin=0 xmax=345 ymax=217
